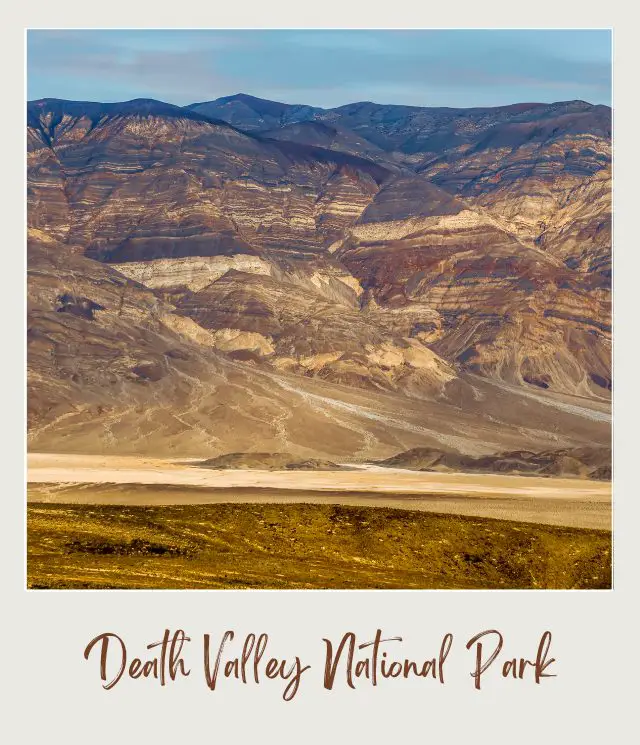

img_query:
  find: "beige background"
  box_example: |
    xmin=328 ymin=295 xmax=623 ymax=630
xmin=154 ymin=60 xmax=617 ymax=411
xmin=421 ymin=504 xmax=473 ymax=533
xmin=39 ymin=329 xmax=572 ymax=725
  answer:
xmin=6 ymin=4 xmax=636 ymax=742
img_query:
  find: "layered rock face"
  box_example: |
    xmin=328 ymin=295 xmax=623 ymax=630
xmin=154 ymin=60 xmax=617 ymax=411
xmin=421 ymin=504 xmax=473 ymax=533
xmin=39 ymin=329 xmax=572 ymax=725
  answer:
xmin=332 ymin=175 xmax=610 ymax=397
xmin=28 ymin=98 xmax=387 ymax=261
xmin=534 ymin=167 xmax=611 ymax=287
xmin=172 ymin=265 xmax=457 ymax=396
xmin=27 ymin=99 xmax=456 ymax=399
xmin=30 ymin=228 xmax=610 ymax=458
xmin=27 ymin=95 xmax=611 ymax=457
xmin=191 ymin=93 xmax=612 ymax=291
xmin=27 ymin=230 xmax=460 ymax=457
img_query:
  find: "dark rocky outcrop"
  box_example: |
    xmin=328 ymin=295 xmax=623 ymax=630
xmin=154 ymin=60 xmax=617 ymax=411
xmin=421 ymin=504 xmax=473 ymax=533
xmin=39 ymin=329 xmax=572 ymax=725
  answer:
xmin=198 ymin=452 xmax=345 ymax=470
xmin=378 ymin=446 xmax=611 ymax=480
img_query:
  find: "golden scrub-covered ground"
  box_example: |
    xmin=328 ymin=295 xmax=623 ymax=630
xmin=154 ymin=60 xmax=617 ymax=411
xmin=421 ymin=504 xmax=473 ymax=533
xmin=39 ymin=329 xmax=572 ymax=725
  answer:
xmin=27 ymin=501 xmax=611 ymax=590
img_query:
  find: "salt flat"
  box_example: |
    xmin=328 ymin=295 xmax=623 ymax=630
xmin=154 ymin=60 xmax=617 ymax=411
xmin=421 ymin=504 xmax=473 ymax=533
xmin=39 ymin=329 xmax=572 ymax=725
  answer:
xmin=27 ymin=453 xmax=611 ymax=530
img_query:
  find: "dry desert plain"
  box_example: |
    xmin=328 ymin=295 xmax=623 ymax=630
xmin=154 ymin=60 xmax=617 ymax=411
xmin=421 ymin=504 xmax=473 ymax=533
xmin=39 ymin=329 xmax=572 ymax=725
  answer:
xmin=27 ymin=453 xmax=612 ymax=590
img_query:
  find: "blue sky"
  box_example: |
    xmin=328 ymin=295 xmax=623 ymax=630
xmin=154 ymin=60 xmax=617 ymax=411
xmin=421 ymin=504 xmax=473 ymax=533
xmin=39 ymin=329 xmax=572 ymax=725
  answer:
xmin=27 ymin=30 xmax=612 ymax=108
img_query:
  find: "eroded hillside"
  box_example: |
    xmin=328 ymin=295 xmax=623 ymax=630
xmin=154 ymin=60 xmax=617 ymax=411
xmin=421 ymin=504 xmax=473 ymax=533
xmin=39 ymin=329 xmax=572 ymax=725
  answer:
xmin=27 ymin=95 xmax=612 ymax=457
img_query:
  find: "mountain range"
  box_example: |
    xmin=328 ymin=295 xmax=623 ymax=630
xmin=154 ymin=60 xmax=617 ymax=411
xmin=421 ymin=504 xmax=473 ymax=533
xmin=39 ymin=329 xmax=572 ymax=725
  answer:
xmin=26 ymin=93 xmax=611 ymax=459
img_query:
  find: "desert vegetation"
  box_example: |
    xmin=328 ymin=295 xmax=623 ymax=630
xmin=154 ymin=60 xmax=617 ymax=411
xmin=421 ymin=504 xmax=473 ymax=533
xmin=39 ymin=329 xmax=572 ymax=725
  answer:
xmin=28 ymin=502 xmax=611 ymax=590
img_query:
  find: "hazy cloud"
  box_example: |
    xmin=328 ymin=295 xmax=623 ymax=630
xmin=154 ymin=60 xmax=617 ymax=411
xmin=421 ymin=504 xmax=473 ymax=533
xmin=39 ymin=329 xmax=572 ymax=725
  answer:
xmin=27 ymin=29 xmax=612 ymax=108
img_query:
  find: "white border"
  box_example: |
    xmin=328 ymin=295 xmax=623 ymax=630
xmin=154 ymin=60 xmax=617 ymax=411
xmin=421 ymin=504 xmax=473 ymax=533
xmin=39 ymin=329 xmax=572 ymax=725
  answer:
xmin=6 ymin=5 xmax=638 ymax=742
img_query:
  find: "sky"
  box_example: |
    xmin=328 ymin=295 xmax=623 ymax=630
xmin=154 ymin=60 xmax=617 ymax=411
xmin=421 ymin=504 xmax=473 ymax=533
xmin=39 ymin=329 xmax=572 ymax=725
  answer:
xmin=27 ymin=30 xmax=612 ymax=109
